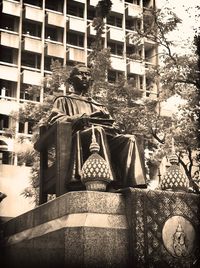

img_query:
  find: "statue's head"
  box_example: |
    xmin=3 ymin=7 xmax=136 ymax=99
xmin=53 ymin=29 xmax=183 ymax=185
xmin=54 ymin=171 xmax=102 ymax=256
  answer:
xmin=68 ymin=64 xmax=91 ymax=94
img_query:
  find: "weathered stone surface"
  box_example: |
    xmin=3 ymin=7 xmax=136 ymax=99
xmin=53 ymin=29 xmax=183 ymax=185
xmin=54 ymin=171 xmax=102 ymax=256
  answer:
xmin=3 ymin=230 xmax=65 ymax=268
xmin=65 ymin=227 xmax=129 ymax=268
xmin=123 ymin=188 xmax=200 ymax=268
xmin=3 ymin=191 xmax=125 ymax=237
xmin=2 ymin=189 xmax=200 ymax=268
xmin=2 ymin=191 xmax=128 ymax=268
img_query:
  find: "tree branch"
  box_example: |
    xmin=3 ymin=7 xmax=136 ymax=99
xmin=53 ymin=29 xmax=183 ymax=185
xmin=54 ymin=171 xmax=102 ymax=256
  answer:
xmin=150 ymin=127 xmax=166 ymax=144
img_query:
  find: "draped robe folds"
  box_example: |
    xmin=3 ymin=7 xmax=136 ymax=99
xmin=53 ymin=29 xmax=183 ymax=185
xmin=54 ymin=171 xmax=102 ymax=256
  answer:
xmin=48 ymin=94 xmax=146 ymax=189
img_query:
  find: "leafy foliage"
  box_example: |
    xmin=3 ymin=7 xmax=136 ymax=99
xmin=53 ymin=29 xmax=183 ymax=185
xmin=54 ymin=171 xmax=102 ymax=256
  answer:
xmin=129 ymin=5 xmax=200 ymax=185
xmin=88 ymin=1 xmax=111 ymax=99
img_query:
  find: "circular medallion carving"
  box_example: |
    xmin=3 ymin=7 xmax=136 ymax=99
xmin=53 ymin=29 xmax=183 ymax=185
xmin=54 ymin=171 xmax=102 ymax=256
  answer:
xmin=162 ymin=216 xmax=195 ymax=257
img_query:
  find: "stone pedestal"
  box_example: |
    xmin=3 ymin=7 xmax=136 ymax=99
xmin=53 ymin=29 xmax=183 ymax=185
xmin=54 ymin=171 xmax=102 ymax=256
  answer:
xmin=1 ymin=189 xmax=200 ymax=268
xmin=1 ymin=191 xmax=129 ymax=268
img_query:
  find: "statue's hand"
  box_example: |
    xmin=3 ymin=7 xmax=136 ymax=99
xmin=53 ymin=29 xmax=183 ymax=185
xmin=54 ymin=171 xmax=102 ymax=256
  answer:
xmin=112 ymin=122 xmax=121 ymax=133
xmin=90 ymin=110 xmax=110 ymax=118
xmin=73 ymin=114 xmax=90 ymax=128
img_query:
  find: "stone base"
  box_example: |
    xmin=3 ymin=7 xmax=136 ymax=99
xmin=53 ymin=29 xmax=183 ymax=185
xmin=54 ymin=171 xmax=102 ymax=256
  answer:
xmin=1 ymin=191 xmax=128 ymax=268
xmin=1 ymin=189 xmax=200 ymax=268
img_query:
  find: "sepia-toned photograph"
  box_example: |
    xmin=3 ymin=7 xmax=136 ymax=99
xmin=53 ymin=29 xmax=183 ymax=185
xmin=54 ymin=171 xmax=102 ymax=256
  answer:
xmin=0 ymin=0 xmax=199 ymax=267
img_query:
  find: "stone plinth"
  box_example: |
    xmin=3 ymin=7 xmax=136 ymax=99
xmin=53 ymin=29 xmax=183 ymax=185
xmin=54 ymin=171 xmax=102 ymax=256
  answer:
xmin=1 ymin=189 xmax=200 ymax=268
xmin=1 ymin=191 xmax=129 ymax=268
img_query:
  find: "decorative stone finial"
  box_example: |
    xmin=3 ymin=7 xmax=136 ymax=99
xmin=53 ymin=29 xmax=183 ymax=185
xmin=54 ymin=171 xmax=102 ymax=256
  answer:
xmin=159 ymin=139 xmax=189 ymax=192
xmin=81 ymin=125 xmax=112 ymax=191
xmin=89 ymin=125 xmax=100 ymax=153
xmin=169 ymin=154 xmax=179 ymax=165
xmin=159 ymin=154 xmax=189 ymax=192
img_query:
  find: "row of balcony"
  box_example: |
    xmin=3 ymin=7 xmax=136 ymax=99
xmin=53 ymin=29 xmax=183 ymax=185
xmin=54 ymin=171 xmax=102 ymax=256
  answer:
xmin=0 ymin=24 xmax=133 ymax=43
xmin=0 ymin=64 xmax=43 ymax=85
xmin=1 ymin=28 xmax=156 ymax=55
xmin=0 ymin=40 xmax=156 ymax=77
xmin=0 ymin=53 xmax=147 ymax=87
xmin=2 ymin=0 xmax=147 ymax=21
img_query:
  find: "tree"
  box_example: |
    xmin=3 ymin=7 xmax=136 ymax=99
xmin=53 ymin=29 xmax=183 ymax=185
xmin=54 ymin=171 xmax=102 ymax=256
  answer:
xmin=102 ymin=4 xmax=200 ymax=189
xmin=88 ymin=0 xmax=112 ymax=99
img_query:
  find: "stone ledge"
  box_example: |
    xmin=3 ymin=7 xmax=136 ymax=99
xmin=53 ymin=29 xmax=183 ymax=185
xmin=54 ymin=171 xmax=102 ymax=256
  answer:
xmin=6 ymin=213 xmax=128 ymax=245
xmin=3 ymin=191 xmax=125 ymax=237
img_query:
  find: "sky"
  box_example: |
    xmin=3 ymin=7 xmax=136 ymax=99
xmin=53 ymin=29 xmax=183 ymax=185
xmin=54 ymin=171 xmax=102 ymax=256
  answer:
xmin=156 ymin=1 xmax=198 ymax=115
xmin=157 ymin=0 xmax=199 ymax=54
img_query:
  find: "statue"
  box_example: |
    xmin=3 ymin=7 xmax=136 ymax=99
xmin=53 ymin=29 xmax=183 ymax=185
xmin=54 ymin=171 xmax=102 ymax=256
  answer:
xmin=48 ymin=64 xmax=146 ymax=190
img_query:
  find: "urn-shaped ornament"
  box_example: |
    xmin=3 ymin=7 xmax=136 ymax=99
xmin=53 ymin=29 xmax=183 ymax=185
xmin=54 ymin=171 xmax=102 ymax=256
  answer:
xmin=160 ymin=154 xmax=189 ymax=192
xmin=81 ymin=126 xmax=112 ymax=191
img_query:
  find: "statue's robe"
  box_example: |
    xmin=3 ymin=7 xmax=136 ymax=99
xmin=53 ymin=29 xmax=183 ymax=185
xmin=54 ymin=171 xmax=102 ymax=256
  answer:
xmin=48 ymin=93 xmax=146 ymax=189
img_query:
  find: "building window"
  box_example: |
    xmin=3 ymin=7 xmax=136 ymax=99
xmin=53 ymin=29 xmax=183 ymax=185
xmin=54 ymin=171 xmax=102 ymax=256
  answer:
xmin=18 ymin=121 xmax=34 ymax=135
xmin=146 ymin=77 xmax=153 ymax=95
xmin=0 ymin=140 xmax=8 ymax=149
xmin=45 ymin=0 xmax=63 ymax=12
xmin=139 ymin=76 xmax=143 ymax=89
xmin=125 ymin=0 xmax=140 ymax=4
xmin=143 ymin=0 xmax=153 ymax=8
xmin=20 ymin=84 xmax=40 ymax=102
xmin=143 ymin=12 xmax=154 ymax=34
xmin=0 ymin=87 xmax=7 ymax=97
xmin=20 ymin=89 xmax=40 ymax=102
xmin=108 ymin=70 xmax=123 ymax=83
xmin=128 ymin=74 xmax=143 ymax=90
xmin=0 ymin=47 xmax=17 ymax=64
xmin=127 ymin=74 xmax=138 ymax=88
xmin=0 ymin=80 xmax=17 ymax=98
xmin=126 ymin=45 xmax=142 ymax=60
xmin=145 ymin=47 xmax=155 ymax=64
xmin=87 ymin=7 xmax=96 ymax=20
xmin=107 ymin=15 xmax=122 ymax=28
xmin=126 ymin=18 xmax=141 ymax=31
xmin=0 ymin=14 xmax=19 ymax=32
xmin=21 ymin=51 xmax=41 ymax=69
xmin=0 ymin=114 xmax=9 ymax=130
xmin=68 ymin=32 xmax=84 ymax=47
xmin=45 ymin=26 xmax=63 ymax=42
xmin=28 ymin=121 xmax=34 ymax=134
xmin=67 ymin=2 xmax=84 ymax=18
xmin=108 ymin=42 xmax=123 ymax=56
xmin=22 ymin=21 xmax=41 ymax=38
xmin=20 ymin=90 xmax=31 ymax=100
xmin=87 ymin=36 xmax=96 ymax=49
xmin=0 ymin=151 xmax=11 ymax=165
xmin=44 ymin=56 xmax=63 ymax=71
xmin=23 ymin=0 xmax=42 ymax=8
xmin=126 ymin=45 xmax=136 ymax=56
xmin=44 ymin=56 xmax=52 ymax=71
xmin=146 ymin=91 xmax=150 ymax=97
xmin=19 ymin=122 xmax=25 ymax=133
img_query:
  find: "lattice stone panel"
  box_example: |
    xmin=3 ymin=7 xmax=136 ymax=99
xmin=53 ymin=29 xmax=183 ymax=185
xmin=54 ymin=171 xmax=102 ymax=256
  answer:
xmin=125 ymin=189 xmax=200 ymax=268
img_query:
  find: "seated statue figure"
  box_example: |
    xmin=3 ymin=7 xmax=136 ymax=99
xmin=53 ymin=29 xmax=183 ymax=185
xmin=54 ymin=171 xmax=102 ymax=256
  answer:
xmin=48 ymin=64 xmax=146 ymax=190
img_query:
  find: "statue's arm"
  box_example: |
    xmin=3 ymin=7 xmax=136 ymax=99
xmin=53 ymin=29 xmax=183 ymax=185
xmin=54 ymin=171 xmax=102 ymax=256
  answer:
xmin=48 ymin=97 xmax=88 ymax=125
xmin=90 ymin=102 xmax=111 ymax=119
